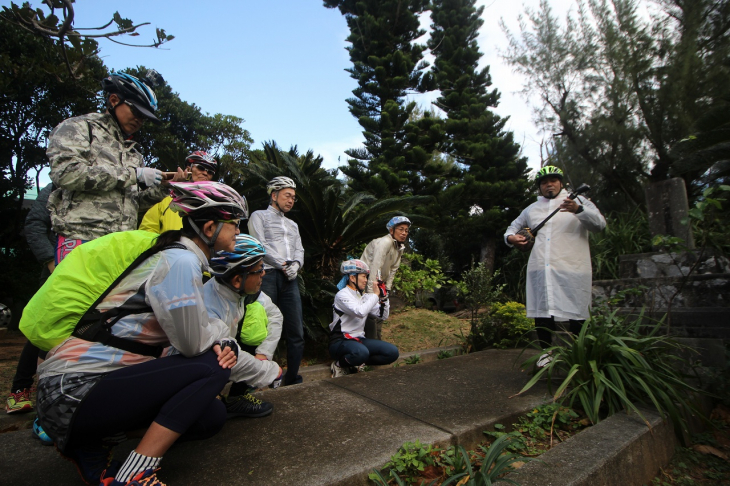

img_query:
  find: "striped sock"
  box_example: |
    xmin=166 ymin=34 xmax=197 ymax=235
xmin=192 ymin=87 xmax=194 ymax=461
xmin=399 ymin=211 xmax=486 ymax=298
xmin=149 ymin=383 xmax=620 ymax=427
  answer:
xmin=115 ymin=450 xmax=162 ymax=483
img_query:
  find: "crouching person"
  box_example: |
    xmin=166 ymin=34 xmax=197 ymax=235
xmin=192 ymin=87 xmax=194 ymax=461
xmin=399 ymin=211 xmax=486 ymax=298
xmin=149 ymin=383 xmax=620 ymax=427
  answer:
xmin=206 ymin=234 xmax=283 ymax=418
xmin=329 ymin=259 xmax=399 ymax=378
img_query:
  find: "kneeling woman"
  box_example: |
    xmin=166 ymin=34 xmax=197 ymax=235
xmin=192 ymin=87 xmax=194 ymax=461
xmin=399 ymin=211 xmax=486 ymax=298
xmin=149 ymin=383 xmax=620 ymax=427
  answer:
xmin=329 ymin=259 xmax=399 ymax=378
xmin=36 ymin=182 xmax=247 ymax=486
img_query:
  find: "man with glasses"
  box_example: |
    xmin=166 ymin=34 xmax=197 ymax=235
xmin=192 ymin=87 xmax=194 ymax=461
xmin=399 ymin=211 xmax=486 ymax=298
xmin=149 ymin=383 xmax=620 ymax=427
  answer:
xmin=139 ymin=151 xmax=218 ymax=233
xmin=248 ymin=176 xmax=305 ymax=386
xmin=360 ymin=216 xmax=412 ymax=340
xmin=47 ymin=71 xmax=186 ymax=259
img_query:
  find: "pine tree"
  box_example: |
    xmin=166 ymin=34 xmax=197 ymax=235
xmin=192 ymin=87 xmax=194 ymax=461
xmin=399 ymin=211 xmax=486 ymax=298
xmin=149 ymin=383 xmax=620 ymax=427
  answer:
xmin=427 ymin=0 xmax=531 ymax=271
xmin=324 ymin=0 xmax=443 ymax=197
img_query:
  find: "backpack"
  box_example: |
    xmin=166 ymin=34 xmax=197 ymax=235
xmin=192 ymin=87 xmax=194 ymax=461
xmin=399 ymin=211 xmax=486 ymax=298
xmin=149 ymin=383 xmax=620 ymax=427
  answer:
xmin=236 ymin=291 xmax=269 ymax=347
xmin=20 ymin=230 xmax=183 ymax=357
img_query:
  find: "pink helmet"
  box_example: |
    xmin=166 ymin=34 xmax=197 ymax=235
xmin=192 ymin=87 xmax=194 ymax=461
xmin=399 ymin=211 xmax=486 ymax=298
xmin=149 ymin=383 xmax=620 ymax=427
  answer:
xmin=168 ymin=181 xmax=248 ymax=220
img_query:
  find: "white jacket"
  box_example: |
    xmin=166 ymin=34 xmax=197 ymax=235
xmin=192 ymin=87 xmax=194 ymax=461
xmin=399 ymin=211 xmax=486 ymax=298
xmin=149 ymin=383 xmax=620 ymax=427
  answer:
xmin=360 ymin=234 xmax=404 ymax=292
xmin=203 ymin=279 xmax=282 ymax=388
xmin=248 ymin=205 xmax=304 ymax=271
xmin=504 ymin=189 xmax=606 ymax=320
xmin=329 ymin=286 xmax=390 ymax=339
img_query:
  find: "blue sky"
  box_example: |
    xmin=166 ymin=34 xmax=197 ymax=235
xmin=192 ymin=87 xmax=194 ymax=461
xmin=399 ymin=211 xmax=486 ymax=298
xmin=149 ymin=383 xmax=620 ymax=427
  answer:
xmin=10 ymin=0 xmax=584 ymax=192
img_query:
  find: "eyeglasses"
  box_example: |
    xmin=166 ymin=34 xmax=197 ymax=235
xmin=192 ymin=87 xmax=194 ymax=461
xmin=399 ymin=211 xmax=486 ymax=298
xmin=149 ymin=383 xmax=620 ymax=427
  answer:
xmin=247 ymin=268 xmax=265 ymax=276
xmin=394 ymin=227 xmax=410 ymax=234
xmin=192 ymin=164 xmax=216 ymax=176
xmin=123 ymin=101 xmax=145 ymax=120
xmin=218 ymin=219 xmax=241 ymax=228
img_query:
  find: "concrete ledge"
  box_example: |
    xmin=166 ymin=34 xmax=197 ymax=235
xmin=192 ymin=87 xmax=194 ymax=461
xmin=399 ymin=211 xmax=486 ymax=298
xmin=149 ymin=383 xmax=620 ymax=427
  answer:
xmin=300 ymin=344 xmax=463 ymax=383
xmin=505 ymin=410 xmax=677 ymax=486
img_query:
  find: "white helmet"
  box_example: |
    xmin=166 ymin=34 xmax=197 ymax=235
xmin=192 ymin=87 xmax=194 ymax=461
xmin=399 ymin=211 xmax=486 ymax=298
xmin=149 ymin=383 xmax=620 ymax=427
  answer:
xmin=266 ymin=176 xmax=296 ymax=195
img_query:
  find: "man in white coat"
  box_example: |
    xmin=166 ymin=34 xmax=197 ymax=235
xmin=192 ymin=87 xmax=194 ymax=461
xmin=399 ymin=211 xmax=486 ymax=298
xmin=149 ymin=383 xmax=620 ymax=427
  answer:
xmin=504 ymin=166 xmax=606 ymax=365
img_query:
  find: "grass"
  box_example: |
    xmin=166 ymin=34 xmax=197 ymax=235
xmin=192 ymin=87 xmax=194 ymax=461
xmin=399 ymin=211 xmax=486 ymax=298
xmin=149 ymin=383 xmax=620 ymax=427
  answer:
xmin=382 ymin=308 xmax=469 ymax=353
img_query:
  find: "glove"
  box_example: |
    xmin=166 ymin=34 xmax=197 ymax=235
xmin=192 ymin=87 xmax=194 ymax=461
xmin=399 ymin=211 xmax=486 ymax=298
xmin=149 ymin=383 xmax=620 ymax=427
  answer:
xmin=284 ymin=261 xmax=300 ymax=281
xmin=136 ymin=167 xmax=163 ymax=188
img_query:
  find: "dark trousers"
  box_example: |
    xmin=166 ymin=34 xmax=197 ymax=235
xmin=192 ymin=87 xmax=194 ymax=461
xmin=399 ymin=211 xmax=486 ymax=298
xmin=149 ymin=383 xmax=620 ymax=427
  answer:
xmin=534 ymin=317 xmax=585 ymax=350
xmin=329 ymin=337 xmax=399 ymax=367
xmin=260 ymin=270 xmax=304 ymax=385
xmin=69 ymin=350 xmax=230 ymax=448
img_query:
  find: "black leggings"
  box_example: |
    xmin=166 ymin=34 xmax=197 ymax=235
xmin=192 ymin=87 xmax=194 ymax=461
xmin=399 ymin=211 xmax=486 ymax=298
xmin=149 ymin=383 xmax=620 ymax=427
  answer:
xmin=69 ymin=350 xmax=230 ymax=448
xmin=534 ymin=317 xmax=585 ymax=350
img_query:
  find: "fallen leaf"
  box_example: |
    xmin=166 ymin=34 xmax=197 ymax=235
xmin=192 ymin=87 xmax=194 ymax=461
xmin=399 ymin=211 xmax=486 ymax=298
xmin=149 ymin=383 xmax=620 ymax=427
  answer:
xmin=511 ymin=461 xmax=526 ymax=469
xmin=456 ymin=476 xmax=471 ymax=486
xmin=692 ymin=444 xmax=728 ymax=460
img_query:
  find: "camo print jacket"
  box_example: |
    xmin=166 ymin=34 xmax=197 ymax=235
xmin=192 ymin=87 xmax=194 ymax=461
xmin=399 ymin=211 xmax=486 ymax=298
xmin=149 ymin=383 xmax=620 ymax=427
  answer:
xmin=47 ymin=113 xmax=166 ymax=241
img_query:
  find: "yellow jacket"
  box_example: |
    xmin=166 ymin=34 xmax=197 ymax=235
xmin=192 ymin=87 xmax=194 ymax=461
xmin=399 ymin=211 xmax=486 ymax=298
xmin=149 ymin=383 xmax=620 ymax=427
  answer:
xmin=138 ymin=196 xmax=183 ymax=234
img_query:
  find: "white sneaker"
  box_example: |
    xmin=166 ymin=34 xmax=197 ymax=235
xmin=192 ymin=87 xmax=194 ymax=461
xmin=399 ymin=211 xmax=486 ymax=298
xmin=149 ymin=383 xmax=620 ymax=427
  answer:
xmin=331 ymin=361 xmax=350 ymax=378
xmin=537 ymin=353 xmax=553 ymax=368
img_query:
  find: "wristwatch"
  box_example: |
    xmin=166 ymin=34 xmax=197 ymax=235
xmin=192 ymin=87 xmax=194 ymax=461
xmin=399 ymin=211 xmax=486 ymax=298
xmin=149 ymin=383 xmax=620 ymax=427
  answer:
xmin=575 ymin=205 xmax=584 ymax=214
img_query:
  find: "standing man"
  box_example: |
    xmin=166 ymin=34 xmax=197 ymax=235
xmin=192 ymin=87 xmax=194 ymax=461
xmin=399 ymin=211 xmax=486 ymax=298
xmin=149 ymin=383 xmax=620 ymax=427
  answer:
xmin=504 ymin=166 xmax=606 ymax=366
xmin=47 ymin=70 xmax=184 ymax=260
xmin=248 ymin=176 xmax=305 ymax=386
xmin=360 ymin=216 xmax=411 ymax=339
xmin=139 ymin=151 xmax=218 ymax=234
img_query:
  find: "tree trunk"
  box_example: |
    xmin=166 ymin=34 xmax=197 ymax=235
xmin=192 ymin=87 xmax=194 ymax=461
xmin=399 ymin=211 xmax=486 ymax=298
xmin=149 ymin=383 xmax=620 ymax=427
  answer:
xmin=480 ymin=237 xmax=496 ymax=274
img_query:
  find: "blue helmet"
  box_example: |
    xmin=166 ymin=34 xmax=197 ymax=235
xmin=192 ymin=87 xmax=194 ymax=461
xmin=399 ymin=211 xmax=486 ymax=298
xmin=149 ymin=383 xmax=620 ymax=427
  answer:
xmin=210 ymin=235 xmax=266 ymax=279
xmin=101 ymin=71 xmax=160 ymax=123
xmin=386 ymin=216 xmax=412 ymax=232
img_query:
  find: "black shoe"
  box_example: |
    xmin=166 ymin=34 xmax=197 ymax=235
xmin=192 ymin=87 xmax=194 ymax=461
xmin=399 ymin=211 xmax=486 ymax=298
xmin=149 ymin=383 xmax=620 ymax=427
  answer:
xmin=283 ymin=374 xmax=303 ymax=386
xmin=225 ymin=392 xmax=274 ymax=418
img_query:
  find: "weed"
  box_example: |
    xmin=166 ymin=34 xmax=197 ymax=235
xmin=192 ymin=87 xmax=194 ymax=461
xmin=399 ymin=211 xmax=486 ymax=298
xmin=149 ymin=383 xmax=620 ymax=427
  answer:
xmin=437 ymin=350 xmax=454 ymax=360
xmin=404 ymin=354 xmax=421 ymax=365
xmin=369 ymin=440 xmax=438 ymax=484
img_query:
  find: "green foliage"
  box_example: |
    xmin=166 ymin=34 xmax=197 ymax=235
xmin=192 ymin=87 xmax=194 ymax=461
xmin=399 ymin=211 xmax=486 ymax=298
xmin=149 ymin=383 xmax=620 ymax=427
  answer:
xmin=687 ymin=185 xmax=730 ymax=254
xmin=437 ymin=350 xmax=455 ymax=360
xmin=440 ymin=436 xmax=531 ymax=486
xmin=590 ymin=209 xmax=653 ymax=280
xmin=485 ymin=403 xmax=582 ymax=456
xmin=368 ymin=440 xmax=438 ymax=485
xmin=517 ymin=309 xmax=705 ymax=443
xmin=393 ymin=253 xmax=454 ymax=307
xmin=481 ymin=302 xmax=534 ymax=350
xmin=403 ymin=354 xmax=422 ymax=365
xmin=457 ymin=263 xmax=505 ymax=347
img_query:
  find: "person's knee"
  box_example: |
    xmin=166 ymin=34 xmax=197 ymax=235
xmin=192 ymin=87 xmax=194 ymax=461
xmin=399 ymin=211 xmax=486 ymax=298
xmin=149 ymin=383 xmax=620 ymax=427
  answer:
xmin=181 ymin=399 xmax=227 ymax=442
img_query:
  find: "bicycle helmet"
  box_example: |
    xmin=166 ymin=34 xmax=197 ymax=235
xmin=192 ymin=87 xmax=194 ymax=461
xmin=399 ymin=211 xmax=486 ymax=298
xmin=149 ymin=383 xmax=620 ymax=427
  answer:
xmin=168 ymin=181 xmax=248 ymax=221
xmin=210 ymin=235 xmax=266 ymax=284
xmin=101 ymin=71 xmax=160 ymax=123
xmin=266 ymin=176 xmax=296 ymax=195
xmin=186 ymin=151 xmax=218 ymax=174
xmin=386 ymin=216 xmax=412 ymax=232
xmin=535 ymin=166 xmax=564 ymax=184
xmin=340 ymin=259 xmax=370 ymax=276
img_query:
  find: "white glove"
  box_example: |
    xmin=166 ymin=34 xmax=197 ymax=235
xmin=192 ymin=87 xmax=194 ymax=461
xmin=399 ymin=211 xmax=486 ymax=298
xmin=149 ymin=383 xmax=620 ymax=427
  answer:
xmin=136 ymin=167 xmax=163 ymax=188
xmin=284 ymin=261 xmax=300 ymax=281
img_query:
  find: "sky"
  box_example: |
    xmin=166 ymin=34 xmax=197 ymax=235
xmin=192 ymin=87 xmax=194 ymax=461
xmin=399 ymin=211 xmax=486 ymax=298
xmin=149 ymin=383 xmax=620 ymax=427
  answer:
xmin=9 ymin=0 xmax=579 ymax=188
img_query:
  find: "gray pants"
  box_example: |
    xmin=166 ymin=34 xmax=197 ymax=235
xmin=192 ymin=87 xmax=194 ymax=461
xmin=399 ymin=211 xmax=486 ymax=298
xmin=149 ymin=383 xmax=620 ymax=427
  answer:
xmin=364 ymin=316 xmax=384 ymax=340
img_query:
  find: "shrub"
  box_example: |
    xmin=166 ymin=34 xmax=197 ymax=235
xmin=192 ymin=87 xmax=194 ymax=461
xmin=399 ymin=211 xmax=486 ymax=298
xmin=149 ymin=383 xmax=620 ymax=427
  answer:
xmin=393 ymin=253 xmax=454 ymax=307
xmin=517 ymin=309 xmax=705 ymax=443
xmin=464 ymin=301 xmax=532 ymax=351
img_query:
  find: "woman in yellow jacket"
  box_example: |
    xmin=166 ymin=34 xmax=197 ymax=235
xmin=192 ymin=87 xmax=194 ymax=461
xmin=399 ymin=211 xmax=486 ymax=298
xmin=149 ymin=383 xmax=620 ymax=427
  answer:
xmin=139 ymin=151 xmax=218 ymax=233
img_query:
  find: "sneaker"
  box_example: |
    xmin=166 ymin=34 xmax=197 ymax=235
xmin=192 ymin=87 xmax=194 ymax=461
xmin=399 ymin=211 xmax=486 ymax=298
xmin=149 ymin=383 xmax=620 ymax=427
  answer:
xmin=6 ymin=388 xmax=33 ymax=414
xmin=537 ymin=353 xmax=553 ymax=368
xmin=101 ymin=468 xmax=166 ymax=486
xmin=330 ymin=361 xmax=350 ymax=378
xmin=32 ymin=417 xmax=53 ymax=446
xmin=60 ymin=443 xmax=121 ymax=485
xmin=224 ymin=392 xmax=273 ymax=418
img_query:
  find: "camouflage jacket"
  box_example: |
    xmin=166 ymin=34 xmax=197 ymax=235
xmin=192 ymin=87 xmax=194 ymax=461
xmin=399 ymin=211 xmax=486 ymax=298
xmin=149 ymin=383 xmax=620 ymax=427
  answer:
xmin=47 ymin=113 xmax=166 ymax=241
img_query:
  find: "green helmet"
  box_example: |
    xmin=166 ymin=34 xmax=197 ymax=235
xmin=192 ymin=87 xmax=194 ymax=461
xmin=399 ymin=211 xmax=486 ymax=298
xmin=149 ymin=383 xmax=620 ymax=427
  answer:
xmin=535 ymin=166 xmax=564 ymax=184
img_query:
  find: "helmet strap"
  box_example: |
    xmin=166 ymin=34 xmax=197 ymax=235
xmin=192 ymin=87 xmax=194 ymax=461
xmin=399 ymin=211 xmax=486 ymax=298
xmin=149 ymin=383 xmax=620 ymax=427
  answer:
xmin=188 ymin=218 xmax=224 ymax=249
xmin=271 ymin=191 xmax=285 ymax=212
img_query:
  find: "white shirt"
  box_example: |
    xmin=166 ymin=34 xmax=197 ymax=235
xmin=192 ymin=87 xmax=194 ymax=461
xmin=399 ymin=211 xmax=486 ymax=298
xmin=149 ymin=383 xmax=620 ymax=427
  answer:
xmin=504 ymin=189 xmax=606 ymax=320
xmin=329 ymin=286 xmax=390 ymax=339
xmin=248 ymin=205 xmax=304 ymax=271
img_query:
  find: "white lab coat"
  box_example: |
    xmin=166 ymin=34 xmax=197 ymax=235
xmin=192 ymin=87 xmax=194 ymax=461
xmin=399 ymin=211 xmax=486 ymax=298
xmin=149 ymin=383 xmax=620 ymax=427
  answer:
xmin=504 ymin=189 xmax=606 ymax=320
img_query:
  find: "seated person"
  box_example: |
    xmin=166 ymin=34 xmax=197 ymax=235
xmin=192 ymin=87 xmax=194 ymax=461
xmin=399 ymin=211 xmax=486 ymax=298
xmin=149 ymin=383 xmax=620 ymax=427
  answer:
xmin=329 ymin=259 xmax=399 ymax=378
xmin=139 ymin=151 xmax=218 ymax=234
xmin=34 ymin=182 xmax=276 ymax=486
xmin=205 ymin=235 xmax=284 ymax=418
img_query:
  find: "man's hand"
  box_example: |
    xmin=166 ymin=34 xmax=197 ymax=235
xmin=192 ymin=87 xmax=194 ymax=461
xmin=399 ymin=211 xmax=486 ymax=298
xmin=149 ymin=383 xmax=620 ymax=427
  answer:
xmin=507 ymin=234 xmax=530 ymax=249
xmin=46 ymin=260 xmax=56 ymax=274
xmin=284 ymin=261 xmax=300 ymax=281
xmin=559 ymin=198 xmax=581 ymax=213
xmin=136 ymin=167 xmax=163 ymax=188
xmin=164 ymin=167 xmax=189 ymax=184
xmin=213 ymin=343 xmax=237 ymax=369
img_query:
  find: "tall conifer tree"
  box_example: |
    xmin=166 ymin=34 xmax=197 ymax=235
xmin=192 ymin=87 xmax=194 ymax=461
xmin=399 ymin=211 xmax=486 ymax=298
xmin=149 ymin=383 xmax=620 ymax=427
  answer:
xmin=324 ymin=0 xmax=443 ymax=197
xmin=427 ymin=0 xmax=531 ymax=270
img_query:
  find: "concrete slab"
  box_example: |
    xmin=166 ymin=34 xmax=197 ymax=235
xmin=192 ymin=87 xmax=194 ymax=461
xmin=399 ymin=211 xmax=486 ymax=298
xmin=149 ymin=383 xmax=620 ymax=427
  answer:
xmin=0 ymin=349 xmax=549 ymax=486
xmin=505 ymin=410 xmax=677 ymax=486
xmin=329 ymin=349 xmax=546 ymax=448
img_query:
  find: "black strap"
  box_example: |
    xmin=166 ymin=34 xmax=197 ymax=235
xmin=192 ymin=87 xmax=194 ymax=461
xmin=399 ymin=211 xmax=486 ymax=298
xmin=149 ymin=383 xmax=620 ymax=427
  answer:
xmin=72 ymin=242 xmax=186 ymax=357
